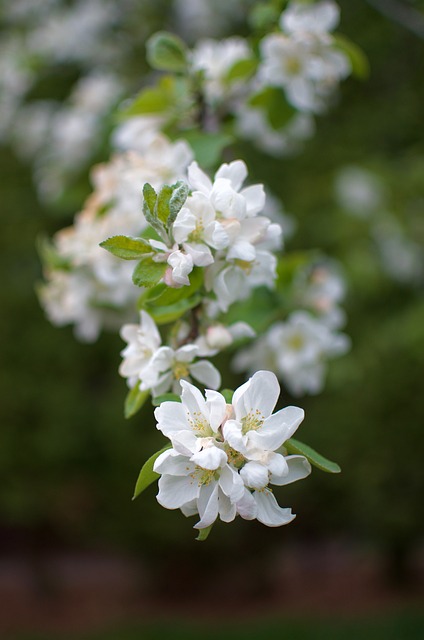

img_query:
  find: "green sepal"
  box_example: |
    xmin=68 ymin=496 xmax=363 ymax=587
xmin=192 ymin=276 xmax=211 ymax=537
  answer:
xmin=147 ymin=293 xmax=202 ymax=325
xmin=196 ymin=524 xmax=213 ymax=541
xmin=333 ymin=34 xmax=369 ymax=80
xmin=285 ymin=438 xmax=341 ymax=474
xmin=124 ymin=386 xmax=150 ymax=419
xmin=100 ymin=235 xmax=153 ymax=260
xmin=181 ymin=130 xmax=233 ymax=169
xmin=132 ymin=259 xmax=167 ymax=288
xmin=151 ymin=393 xmax=182 ymax=406
xmin=146 ymin=31 xmax=188 ymax=73
xmin=221 ymin=389 xmax=234 ymax=403
xmin=132 ymin=444 xmax=172 ymax=500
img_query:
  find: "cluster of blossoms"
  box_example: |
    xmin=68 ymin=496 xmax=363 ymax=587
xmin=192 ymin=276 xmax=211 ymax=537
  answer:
xmin=233 ymin=262 xmax=350 ymax=395
xmin=183 ymin=0 xmax=351 ymax=157
xmin=39 ymin=132 xmax=193 ymax=341
xmin=143 ymin=159 xmax=281 ymax=311
xmin=154 ymin=371 xmax=311 ymax=529
xmin=36 ymin=0 xmax=355 ymax=538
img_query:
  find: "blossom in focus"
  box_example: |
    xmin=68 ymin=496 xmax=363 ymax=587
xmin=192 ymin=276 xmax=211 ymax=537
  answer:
xmin=153 ymin=372 xmax=311 ymax=528
xmin=119 ymin=313 xmax=221 ymax=396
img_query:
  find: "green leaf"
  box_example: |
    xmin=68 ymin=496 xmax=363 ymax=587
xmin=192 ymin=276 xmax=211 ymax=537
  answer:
xmin=285 ymin=438 xmax=341 ymax=474
xmin=225 ymin=58 xmax=258 ymax=83
xmin=196 ymin=524 xmax=213 ymax=541
xmin=146 ymin=31 xmax=188 ymax=73
xmin=147 ymin=293 xmax=202 ymax=324
xmin=100 ymin=236 xmax=153 ymax=260
xmin=221 ymin=389 xmax=234 ymax=403
xmin=142 ymin=267 xmax=203 ymax=308
xmin=124 ymin=386 xmax=150 ymax=419
xmin=333 ymin=34 xmax=369 ymax=80
xmin=120 ymin=86 xmax=172 ymax=117
xmin=182 ymin=130 xmax=233 ymax=169
xmin=156 ymin=184 xmax=173 ymax=225
xmin=151 ymin=393 xmax=182 ymax=406
xmin=132 ymin=445 xmax=172 ymax=500
xmin=132 ymin=259 xmax=167 ymax=288
xmin=142 ymin=183 xmax=158 ymax=230
xmin=168 ymin=181 xmax=189 ymax=226
xmin=249 ymin=87 xmax=296 ymax=130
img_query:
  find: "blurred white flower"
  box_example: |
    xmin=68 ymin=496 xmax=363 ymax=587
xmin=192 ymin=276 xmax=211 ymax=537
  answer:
xmin=234 ymin=312 xmax=350 ymax=395
xmin=191 ymin=37 xmax=252 ymax=103
xmin=334 ymin=166 xmax=386 ymax=217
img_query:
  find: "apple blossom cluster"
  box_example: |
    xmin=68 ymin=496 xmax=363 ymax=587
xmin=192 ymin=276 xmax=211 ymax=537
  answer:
xmin=176 ymin=0 xmax=352 ymax=157
xmin=153 ymin=371 xmax=311 ymax=529
xmin=39 ymin=132 xmax=193 ymax=341
xmin=35 ymin=1 xmax=355 ymax=539
xmin=233 ymin=260 xmax=350 ymax=396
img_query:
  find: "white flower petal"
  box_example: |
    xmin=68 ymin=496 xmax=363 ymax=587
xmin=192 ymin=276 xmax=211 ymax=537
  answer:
xmin=204 ymin=389 xmax=228 ymax=431
xmin=271 ymin=455 xmax=311 ymax=486
xmin=154 ymin=450 xmax=194 ymax=476
xmin=215 ymin=160 xmax=247 ymax=191
xmin=154 ymin=401 xmax=190 ymax=437
xmin=253 ymin=489 xmax=295 ymax=527
xmin=240 ymin=184 xmax=266 ymax=216
xmin=240 ymin=461 xmax=269 ymax=490
xmin=189 ymin=360 xmax=221 ymax=389
xmin=188 ymin=161 xmax=213 ymax=195
xmin=219 ymin=464 xmax=245 ymax=502
xmin=236 ymin=488 xmax=257 ymax=520
xmin=195 ymin=482 xmax=219 ymax=529
xmin=233 ymin=370 xmax=280 ymax=421
xmin=190 ymin=446 xmax=227 ymax=470
xmin=157 ymin=474 xmax=199 ymax=509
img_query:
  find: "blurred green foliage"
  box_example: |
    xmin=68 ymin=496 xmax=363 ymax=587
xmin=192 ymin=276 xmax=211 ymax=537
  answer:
xmin=0 ymin=0 xmax=423 ymax=583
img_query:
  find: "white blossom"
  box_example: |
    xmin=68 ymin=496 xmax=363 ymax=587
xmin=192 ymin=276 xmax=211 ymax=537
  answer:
xmin=191 ymin=37 xmax=252 ymax=103
xmin=234 ymin=312 xmax=350 ymax=395
xmin=281 ymin=1 xmax=340 ymax=35
xmin=153 ymin=372 xmax=311 ymax=528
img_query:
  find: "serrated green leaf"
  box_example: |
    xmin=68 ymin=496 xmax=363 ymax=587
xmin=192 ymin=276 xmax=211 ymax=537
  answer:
xmin=156 ymin=184 xmax=173 ymax=225
xmin=168 ymin=181 xmax=189 ymax=227
xmin=100 ymin=236 xmax=153 ymax=260
xmin=142 ymin=183 xmax=157 ymax=227
xmin=151 ymin=393 xmax=182 ymax=406
xmin=181 ymin=131 xmax=233 ymax=169
xmin=196 ymin=524 xmax=213 ymax=541
xmin=124 ymin=386 xmax=150 ymax=419
xmin=285 ymin=438 xmax=341 ymax=474
xmin=221 ymin=389 xmax=234 ymax=403
xmin=146 ymin=31 xmax=188 ymax=73
xmin=147 ymin=293 xmax=202 ymax=324
xmin=333 ymin=34 xmax=369 ymax=80
xmin=132 ymin=259 xmax=167 ymax=288
xmin=225 ymin=58 xmax=258 ymax=83
xmin=132 ymin=445 xmax=172 ymax=500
